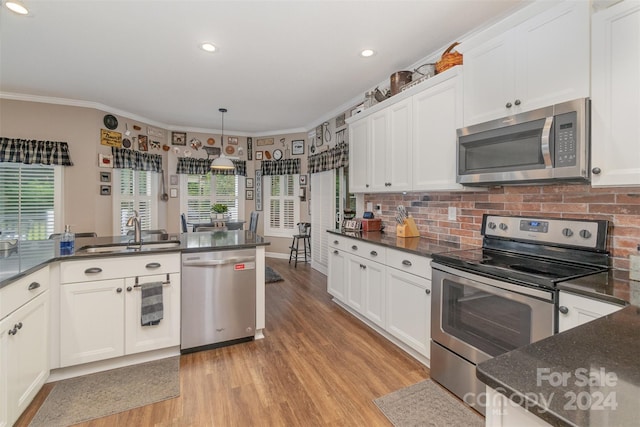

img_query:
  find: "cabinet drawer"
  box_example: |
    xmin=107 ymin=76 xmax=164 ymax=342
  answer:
xmin=344 ymin=240 xmax=386 ymax=263
xmin=60 ymin=253 xmax=180 ymax=284
xmin=387 ymin=249 xmax=431 ymax=279
xmin=328 ymin=235 xmax=349 ymax=249
xmin=0 ymin=265 xmax=49 ymax=319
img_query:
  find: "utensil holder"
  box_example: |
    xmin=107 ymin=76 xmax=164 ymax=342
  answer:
xmin=396 ymin=217 xmax=420 ymax=238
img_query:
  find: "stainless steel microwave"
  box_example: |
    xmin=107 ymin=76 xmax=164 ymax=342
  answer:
xmin=457 ymin=98 xmax=590 ymax=186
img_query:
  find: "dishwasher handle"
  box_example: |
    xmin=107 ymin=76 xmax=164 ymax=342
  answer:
xmin=182 ymin=256 xmax=255 ymax=267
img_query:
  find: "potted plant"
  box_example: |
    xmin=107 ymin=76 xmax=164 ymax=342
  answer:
xmin=211 ymin=203 xmax=228 ymax=220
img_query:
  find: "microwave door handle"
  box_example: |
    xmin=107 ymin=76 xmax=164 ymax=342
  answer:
xmin=540 ymin=116 xmax=554 ymax=169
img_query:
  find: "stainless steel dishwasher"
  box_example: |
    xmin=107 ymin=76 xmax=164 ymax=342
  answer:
xmin=181 ymin=249 xmax=256 ymax=353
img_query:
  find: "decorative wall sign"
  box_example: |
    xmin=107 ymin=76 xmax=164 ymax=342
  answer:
xmin=99 ymin=153 xmax=114 ymax=168
xmin=255 ymin=151 xmax=263 ymax=160
xmin=169 ymin=174 xmax=178 ymax=185
xmin=247 ymin=137 xmax=253 ymax=160
xmin=245 ymin=177 xmax=254 ymax=188
xmin=147 ymin=126 xmax=165 ymax=138
xmin=336 ymin=129 xmax=346 ymax=145
xmin=100 ymin=129 xmax=122 ymax=147
xmin=170 ymin=188 xmax=178 ymax=198
xmin=100 ymin=185 xmax=111 ymax=196
xmin=292 ymin=140 xmax=305 ymax=155
xmin=246 ymin=190 xmax=254 ymax=200
xmin=138 ymin=135 xmax=148 ymax=151
xmin=172 ymin=131 xmax=187 ymax=146
xmin=299 ymin=187 xmax=306 ymax=202
xmin=255 ymin=170 xmax=263 ymax=211
xmin=299 ymin=174 xmax=307 ymax=185
xmin=228 ymin=136 xmax=238 ymax=145
xmin=150 ymin=140 xmax=161 ymax=150
xmin=256 ymin=137 xmax=274 ymax=146
xmin=336 ymin=113 xmax=346 ymax=128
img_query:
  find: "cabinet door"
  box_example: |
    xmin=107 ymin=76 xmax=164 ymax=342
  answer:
xmin=369 ymin=110 xmax=390 ymax=192
xmin=558 ymin=292 xmax=623 ymax=333
xmin=362 ymin=258 xmax=386 ymax=328
xmin=463 ymin=32 xmax=515 ymax=126
xmin=413 ymin=74 xmax=464 ymax=191
xmin=387 ymin=98 xmax=412 ymax=191
xmin=348 ymin=118 xmax=370 ymax=192
xmin=386 ymin=268 xmax=431 ymax=357
xmin=60 ymin=279 xmax=125 ymax=367
xmin=5 ymin=292 xmax=49 ymax=424
xmin=0 ymin=317 xmax=9 ymax=427
xmin=515 ymin=1 xmax=589 ymax=112
xmin=591 ymin=0 xmax=640 ymax=187
xmin=346 ymin=255 xmax=364 ymax=313
xmin=327 ymin=248 xmax=347 ymax=301
xmin=124 ymin=273 xmax=180 ymax=354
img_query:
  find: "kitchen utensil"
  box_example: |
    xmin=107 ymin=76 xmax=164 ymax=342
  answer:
xmin=435 ymin=42 xmax=463 ymax=74
xmin=103 ymin=114 xmax=118 ymax=130
xmin=390 ymin=71 xmax=412 ymax=96
xmin=122 ymin=138 xmax=131 ymax=148
xmin=160 ymin=170 xmax=169 ymax=201
xmin=414 ymin=63 xmax=436 ymax=78
xmin=124 ymin=123 xmax=131 ymax=137
xmin=374 ymin=87 xmax=390 ymax=102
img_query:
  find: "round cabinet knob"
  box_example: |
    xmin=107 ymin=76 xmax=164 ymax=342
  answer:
xmin=579 ymin=229 xmax=592 ymax=239
xmin=16 ymin=322 xmax=22 ymax=330
xmin=506 ymin=102 xmax=513 ymax=108
xmin=499 ymin=223 xmax=508 ymax=231
xmin=127 ymin=286 xmax=133 ymax=292
xmin=562 ymin=228 xmax=574 ymax=237
xmin=559 ymin=306 xmax=569 ymax=314
xmin=514 ymin=99 xmax=521 ymax=106
xmin=365 ymin=184 xmax=369 ymax=188
xmin=487 ymin=222 xmax=497 ymax=230
xmin=425 ymin=289 xmax=431 ymax=295
xmin=370 ymin=251 xmax=378 ymax=257
xmin=116 ymin=287 xmax=123 ymax=293
xmin=592 ymin=167 xmax=602 ymax=175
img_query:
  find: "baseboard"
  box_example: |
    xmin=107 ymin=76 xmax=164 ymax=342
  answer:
xmin=48 ymin=346 xmax=180 ymax=382
xmin=331 ymin=299 xmax=431 ymax=368
xmin=266 ymin=252 xmax=289 ymax=260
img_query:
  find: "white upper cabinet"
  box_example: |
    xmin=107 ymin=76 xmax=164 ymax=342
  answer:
xmin=591 ymin=0 xmax=640 ymax=187
xmin=348 ymin=118 xmax=370 ymax=192
xmin=463 ymin=1 xmax=590 ymax=126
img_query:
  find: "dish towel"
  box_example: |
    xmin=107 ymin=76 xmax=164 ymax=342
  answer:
xmin=140 ymin=282 xmax=164 ymax=326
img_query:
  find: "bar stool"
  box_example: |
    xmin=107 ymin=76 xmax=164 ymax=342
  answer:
xmin=289 ymin=222 xmax=311 ymax=267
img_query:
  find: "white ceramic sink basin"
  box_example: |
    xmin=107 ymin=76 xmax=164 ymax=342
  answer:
xmin=79 ymin=241 xmax=181 ymax=254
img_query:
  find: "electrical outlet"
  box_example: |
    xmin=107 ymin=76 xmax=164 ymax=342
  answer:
xmin=448 ymin=206 xmax=457 ymax=221
xmin=375 ymin=204 xmax=382 ymax=212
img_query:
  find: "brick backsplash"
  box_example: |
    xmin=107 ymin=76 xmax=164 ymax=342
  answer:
xmin=365 ymin=184 xmax=640 ymax=270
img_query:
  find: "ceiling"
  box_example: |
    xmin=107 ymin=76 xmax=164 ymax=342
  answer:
xmin=0 ymin=0 xmax=527 ymax=135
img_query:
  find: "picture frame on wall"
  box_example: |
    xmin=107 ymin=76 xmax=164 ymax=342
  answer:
xmin=138 ymin=135 xmax=148 ymax=151
xmin=299 ymin=174 xmax=307 ymax=186
xmin=246 ymin=177 xmax=254 ymax=188
xmin=292 ymin=140 xmax=305 ymax=155
xmin=246 ymin=190 xmax=254 ymax=200
xmin=99 ymin=171 xmax=111 ymax=183
xmin=255 ymin=151 xmax=263 ymax=160
xmin=172 ymin=131 xmax=187 ymax=146
xmin=100 ymin=185 xmax=111 ymax=196
xmin=228 ymin=137 xmax=238 ymax=145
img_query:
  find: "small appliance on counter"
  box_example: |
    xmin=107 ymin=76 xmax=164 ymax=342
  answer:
xmin=342 ymin=211 xmax=383 ymax=232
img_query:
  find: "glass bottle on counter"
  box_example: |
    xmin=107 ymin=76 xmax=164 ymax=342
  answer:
xmin=60 ymin=224 xmax=75 ymax=255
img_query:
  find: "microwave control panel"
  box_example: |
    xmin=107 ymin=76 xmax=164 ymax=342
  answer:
xmin=554 ymin=111 xmax=577 ymax=167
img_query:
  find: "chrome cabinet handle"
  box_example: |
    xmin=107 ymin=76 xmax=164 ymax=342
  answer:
xmin=8 ymin=327 xmax=17 ymax=336
xmin=84 ymin=267 xmax=102 ymax=274
xmin=592 ymin=167 xmax=601 ymax=175
xmin=370 ymin=251 xmax=377 ymax=256
xmin=425 ymin=289 xmax=431 ymax=295
xmin=16 ymin=322 xmax=22 ymax=330
xmin=334 ymin=240 xmax=339 ymax=245
xmin=559 ymin=306 xmax=569 ymax=314
xmin=28 ymin=282 xmax=40 ymax=291
xmin=145 ymin=262 xmax=161 ymax=269
xmin=514 ymin=99 xmax=521 ymax=106
xmin=366 ymin=184 xmax=369 ymax=188
xmin=333 ymin=250 xmax=339 ymax=255
xmin=402 ymin=260 xmax=412 ymax=267
xmin=540 ymin=116 xmax=554 ymax=169
xmin=506 ymin=102 xmax=512 ymax=108
xmin=352 ymin=245 xmax=358 ymax=251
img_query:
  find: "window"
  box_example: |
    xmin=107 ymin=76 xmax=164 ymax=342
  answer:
xmin=0 ymin=163 xmax=61 ymax=240
xmin=113 ymin=169 xmax=157 ymax=235
xmin=181 ymin=174 xmax=242 ymax=223
xmin=264 ymin=175 xmax=299 ymax=237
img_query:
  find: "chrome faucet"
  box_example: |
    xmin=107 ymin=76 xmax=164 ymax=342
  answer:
xmin=126 ymin=210 xmax=142 ymax=245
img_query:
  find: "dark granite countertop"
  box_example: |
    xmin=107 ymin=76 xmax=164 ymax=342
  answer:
xmin=0 ymin=231 xmax=269 ymax=288
xmin=326 ymin=229 xmax=472 ymax=257
xmin=558 ymin=269 xmax=638 ymax=306
xmin=477 ymin=305 xmax=640 ymax=427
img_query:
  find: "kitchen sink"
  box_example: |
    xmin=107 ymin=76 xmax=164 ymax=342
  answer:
xmin=78 ymin=241 xmax=181 ymax=254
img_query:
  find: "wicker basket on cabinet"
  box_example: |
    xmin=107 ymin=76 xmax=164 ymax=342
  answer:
xmin=435 ymin=42 xmax=463 ymax=74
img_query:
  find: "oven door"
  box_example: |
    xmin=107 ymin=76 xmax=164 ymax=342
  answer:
xmin=431 ymin=263 xmax=555 ymax=365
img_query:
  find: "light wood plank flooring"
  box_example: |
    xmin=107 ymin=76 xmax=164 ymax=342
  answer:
xmin=16 ymin=258 xmax=430 ymax=426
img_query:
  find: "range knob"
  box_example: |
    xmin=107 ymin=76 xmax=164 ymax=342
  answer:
xmin=562 ymin=228 xmax=574 ymax=237
xmin=487 ymin=222 xmax=497 ymax=230
xmin=579 ymin=229 xmax=592 ymax=239
xmin=499 ymin=223 xmax=508 ymax=231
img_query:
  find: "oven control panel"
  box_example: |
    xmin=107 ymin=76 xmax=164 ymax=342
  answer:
xmin=483 ymin=215 xmax=606 ymax=249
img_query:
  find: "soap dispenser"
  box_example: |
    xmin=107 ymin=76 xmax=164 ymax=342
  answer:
xmin=60 ymin=224 xmax=75 ymax=255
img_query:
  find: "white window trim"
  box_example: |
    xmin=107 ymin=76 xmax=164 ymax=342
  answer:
xmin=263 ymin=174 xmax=300 ymax=238
xmin=179 ymin=174 xmax=245 ymax=224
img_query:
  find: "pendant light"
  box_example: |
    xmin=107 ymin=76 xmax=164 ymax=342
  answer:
xmin=211 ymin=108 xmax=235 ymax=171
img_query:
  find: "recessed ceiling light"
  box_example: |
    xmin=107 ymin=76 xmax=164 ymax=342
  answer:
xmin=201 ymin=42 xmax=217 ymax=53
xmin=360 ymin=49 xmax=375 ymax=58
xmin=5 ymin=0 xmax=29 ymax=15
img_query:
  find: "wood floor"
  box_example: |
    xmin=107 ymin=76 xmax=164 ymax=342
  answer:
xmin=16 ymin=258 xmax=430 ymax=426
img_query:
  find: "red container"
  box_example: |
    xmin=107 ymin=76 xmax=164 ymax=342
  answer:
xmin=361 ymin=218 xmax=382 ymax=232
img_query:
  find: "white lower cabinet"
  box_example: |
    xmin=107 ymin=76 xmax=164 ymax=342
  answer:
xmin=60 ymin=255 xmax=181 ymax=367
xmin=0 ymin=291 xmax=49 ymax=427
xmin=327 ymin=233 xmax=432 ymax=361
xmin=558 ymin=291 xmax=624 ymax=333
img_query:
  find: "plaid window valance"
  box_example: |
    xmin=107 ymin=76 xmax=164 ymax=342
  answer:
xmin=308 ymin=142 xmax=348 ymax=174
xmin=0 ymin=137 xmax=73 ymax=166
xmin=260 ymin=158 xmax=300 ymax=176
xmin=176 ymin=157 xmax=246 ymax=176
xmin=111 ymin=147 xmax=163 ymax=172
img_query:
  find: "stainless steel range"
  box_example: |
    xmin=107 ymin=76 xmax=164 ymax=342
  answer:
xmin=430 ymin=214 xmax=610 ymax=414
